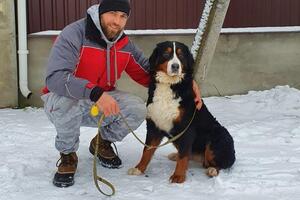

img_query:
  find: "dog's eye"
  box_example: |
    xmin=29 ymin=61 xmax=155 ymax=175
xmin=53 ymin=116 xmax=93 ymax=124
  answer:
xmin=163 ymin=52 xmax=170 ymax=59
xmin=177 ymin=53 xmax=184 ymax=59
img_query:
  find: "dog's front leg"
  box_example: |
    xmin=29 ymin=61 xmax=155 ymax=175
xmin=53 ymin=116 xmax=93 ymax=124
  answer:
xmin=169 ymin=155 xmax=189 ymax=183
xmin=128 ymin=135 xmax=163 ymax=175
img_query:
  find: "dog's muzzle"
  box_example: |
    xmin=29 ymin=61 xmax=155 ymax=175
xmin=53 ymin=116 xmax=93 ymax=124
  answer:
xmin=171 ymin=63 xmax=180 ymax=73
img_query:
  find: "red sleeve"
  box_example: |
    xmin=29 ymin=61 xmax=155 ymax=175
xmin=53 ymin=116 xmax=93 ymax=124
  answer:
xmin=125 ymin=55 xmax=150 ymax=87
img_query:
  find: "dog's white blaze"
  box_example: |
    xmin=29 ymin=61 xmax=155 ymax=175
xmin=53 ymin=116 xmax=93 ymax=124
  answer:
xmin=147 ymin=83 xmax=181 ymax=132
xmin=167 ymin=42 xmax=182 ymax=76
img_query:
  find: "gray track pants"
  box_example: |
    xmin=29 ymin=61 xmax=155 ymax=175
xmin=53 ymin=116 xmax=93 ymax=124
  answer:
xmin=41 ymin=90 xmax=146 ymax=154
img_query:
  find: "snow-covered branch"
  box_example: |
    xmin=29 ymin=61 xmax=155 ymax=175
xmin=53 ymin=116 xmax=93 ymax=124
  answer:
xmin=191 ymin=0 xmax=215 ymax=60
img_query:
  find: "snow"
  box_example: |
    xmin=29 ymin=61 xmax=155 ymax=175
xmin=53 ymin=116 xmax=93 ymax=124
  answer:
xmin=29 ymin=26 xmax=300 ymax=36
xmin=1 ymin=85 xmax=300 ymax=200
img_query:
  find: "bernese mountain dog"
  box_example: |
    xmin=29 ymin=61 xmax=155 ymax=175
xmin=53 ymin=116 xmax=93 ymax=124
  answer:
xmin=128 ymin=41 xmax=235 ymax=183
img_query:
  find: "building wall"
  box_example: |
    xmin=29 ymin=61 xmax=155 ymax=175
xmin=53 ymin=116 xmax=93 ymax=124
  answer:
xmin=27 ymin=0 xmax=300 ymax=34
xmin=0 ymin=0 xmax=18 ymax=108
xmin=202 ymin=32 xmax=300 ymax=96
xmin=21 ymin=31 xmax=300 ymax=107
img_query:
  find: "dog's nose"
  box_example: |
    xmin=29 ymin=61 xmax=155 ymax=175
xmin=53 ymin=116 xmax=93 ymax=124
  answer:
xmin=171 ymin=63 xmax=180 ymax=72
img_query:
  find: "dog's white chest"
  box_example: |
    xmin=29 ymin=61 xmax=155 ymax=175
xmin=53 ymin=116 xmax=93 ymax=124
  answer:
xmin=147 ymin=83 xmax=181 ymax=132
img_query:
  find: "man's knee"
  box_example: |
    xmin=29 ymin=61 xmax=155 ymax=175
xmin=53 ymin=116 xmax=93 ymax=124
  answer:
xmin=126 ymin=97 xmax=146 ymax=129
xmin=134 ymin=101 xmax=147 ymax=122
xmin=42 ymin=93 xmax=81 ymax=124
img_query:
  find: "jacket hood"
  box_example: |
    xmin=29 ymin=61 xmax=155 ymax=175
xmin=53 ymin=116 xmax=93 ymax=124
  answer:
xmin=87 ymin=4 xmax=124 ymax=45
xmin=86 ymin=4 xmax=126 ymax=86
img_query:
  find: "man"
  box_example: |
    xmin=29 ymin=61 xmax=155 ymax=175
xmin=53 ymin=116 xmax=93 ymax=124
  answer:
xmin=42 ymin=0 xmax=202 ymax=188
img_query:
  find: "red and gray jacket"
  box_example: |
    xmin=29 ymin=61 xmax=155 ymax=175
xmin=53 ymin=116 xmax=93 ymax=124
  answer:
xmin=44 ymin=4 xmax=149 ymax=102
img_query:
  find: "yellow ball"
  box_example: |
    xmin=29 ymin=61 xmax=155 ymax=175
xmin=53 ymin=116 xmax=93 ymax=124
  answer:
xmin=90 ymin=105 xmax=99 ymax=117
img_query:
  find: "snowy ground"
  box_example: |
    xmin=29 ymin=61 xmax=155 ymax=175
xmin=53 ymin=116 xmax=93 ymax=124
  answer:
xmin=1 ymin=85 xmax=300 ymax=200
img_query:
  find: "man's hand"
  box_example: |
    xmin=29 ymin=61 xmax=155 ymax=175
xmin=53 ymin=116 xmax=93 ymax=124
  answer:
xmin=192 ymin=80 xmax=202 ymax=110
xmin=96 ymin=92 xmax=120 ymax=117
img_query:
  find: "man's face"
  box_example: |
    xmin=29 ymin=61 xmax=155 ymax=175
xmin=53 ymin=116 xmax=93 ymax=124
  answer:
xmin=100 ymin=11 xmax=128 ymax=40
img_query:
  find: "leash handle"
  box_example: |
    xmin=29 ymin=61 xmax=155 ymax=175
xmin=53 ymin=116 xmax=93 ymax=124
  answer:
xmin=93 ymin=114 xmax=116 ymax=197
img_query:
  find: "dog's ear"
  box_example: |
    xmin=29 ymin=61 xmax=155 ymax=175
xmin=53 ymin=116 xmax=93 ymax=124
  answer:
xmin=149 ymin=46 xmax=159 ymax=71
xmin=179 ymin=42 xmax=195 ymax=70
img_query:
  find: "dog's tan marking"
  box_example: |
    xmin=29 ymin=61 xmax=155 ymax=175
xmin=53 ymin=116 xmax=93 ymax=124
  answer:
xmin=170 ymin=155 xmax=189 ymax=183
xmin=128 ymin=137 xmax=162 ymax=175
xmin=191 ymin=153 xmax=204 ymax=163
xmin=167 ymin=152 xmax=178 ymax=161
xmin=157 ymin=62 xmax=168 ymax=73
xmin=176 ymin=48 xmax=183 ymax=55
xmin=166 ymin=47 xmax=172 ymax=53
xmin=204 ymin=144 xmax=217 ymax=168
xmin=168 ymin=152 xmax=204 ymax=163
xmin=204 ymin=144 xmax=220 ymax=177
xmin=173 ymin=107 xmax=185 ymax=123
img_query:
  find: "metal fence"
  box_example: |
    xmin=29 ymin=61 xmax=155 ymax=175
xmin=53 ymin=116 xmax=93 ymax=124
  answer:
xmin=27 ymin=0 xmax=300 ymax=33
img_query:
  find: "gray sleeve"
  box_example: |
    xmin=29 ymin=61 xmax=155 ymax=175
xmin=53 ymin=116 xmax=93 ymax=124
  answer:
xmin=126 ymin=40 xmax=150 ymax=72
xmin=45 ymin=20 xmax=93 ymax=100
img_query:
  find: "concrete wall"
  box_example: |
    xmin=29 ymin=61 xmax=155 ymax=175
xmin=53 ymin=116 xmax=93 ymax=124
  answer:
xmin=203 ymin=32 xmax=300 ymax=96
xmin=0 ymin=0 xmax=18 ymax=107
xmin=21 ymin=31 xmax=300 ymax=107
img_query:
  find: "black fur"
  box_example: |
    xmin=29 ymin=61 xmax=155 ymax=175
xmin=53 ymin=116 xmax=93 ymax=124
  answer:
xmin=146 ymin=41 xmax=235 ymax=170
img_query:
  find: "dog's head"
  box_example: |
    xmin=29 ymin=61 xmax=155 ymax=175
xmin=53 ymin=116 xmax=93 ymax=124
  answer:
xmin=149 ymin=41 xmax=194 ymax=84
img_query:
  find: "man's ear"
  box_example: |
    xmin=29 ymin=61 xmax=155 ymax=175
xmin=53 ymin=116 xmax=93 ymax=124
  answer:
xmin=149 ymin=46 xmax=159 ymax=72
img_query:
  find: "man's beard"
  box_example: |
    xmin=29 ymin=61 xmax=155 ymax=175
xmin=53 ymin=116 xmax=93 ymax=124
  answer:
xmin=102 ymin=24 xmax=122 ymax=40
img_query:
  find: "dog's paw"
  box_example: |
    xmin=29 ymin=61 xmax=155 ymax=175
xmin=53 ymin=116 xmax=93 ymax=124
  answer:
xmin=206 ymin=167 xmax=219 ymax=177
xmin=127 ymin=167 xmax=143 ymax=175
xmin=169 ymin=174 xmax=186 ymax=183
xmin=167 ymin=152 xmax=178 ymax=161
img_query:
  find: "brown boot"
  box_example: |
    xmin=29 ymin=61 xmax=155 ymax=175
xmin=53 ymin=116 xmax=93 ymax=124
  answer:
xmin=53 ymin=152 xmax=78 ymax=187
xmin=89 ymin=134 xmax=122 ymax=168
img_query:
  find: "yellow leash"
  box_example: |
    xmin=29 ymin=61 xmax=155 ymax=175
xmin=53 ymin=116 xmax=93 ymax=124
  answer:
xmin=119 ymin=109 xmax=197 ymax=150
xmin=92 ymin=114 xmax=115 ymax=196
xmin=90 ymin=104 xmax=197 ymax=196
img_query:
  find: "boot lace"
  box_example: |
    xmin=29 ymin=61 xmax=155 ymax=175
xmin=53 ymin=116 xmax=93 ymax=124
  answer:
xmin=56 ymin=153 xmax=75 ymax=167
xmin=98 ymin=139 xmax=119 ymax=159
